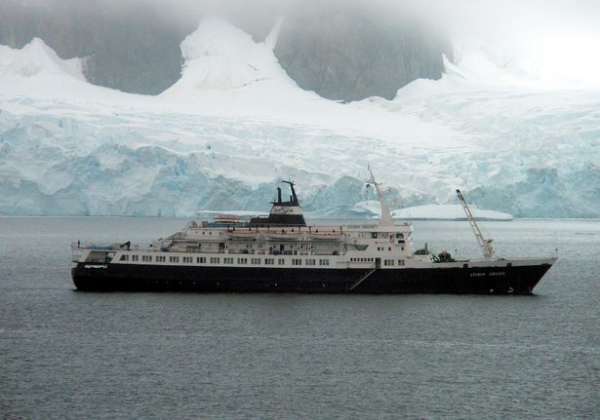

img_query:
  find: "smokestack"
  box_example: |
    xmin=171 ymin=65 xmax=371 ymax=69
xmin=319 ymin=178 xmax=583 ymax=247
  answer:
xmin=277 ymin=187 xmax=282 ymax=203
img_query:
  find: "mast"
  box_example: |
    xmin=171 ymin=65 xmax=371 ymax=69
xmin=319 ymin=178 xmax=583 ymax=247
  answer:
xmin=456 ymin=189 xmax=495 ymax=259
xmin=367 ymin=166 xmax=394 ymax=227
xmin=282 ymin=180 xmax=299 ymax=206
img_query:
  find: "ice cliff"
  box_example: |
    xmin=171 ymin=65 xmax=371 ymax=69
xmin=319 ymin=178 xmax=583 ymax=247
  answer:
xmin=0 ymin=20 xmax=599 ymax=218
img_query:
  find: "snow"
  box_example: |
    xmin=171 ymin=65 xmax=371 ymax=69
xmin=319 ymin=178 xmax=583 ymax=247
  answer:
xmin=0 ymin=38 xmax=84 ymax=80
xmin=0 ymin=18 xmax=599 ymax=217
xmin=163 ymin=18 xmax=289 ymax=92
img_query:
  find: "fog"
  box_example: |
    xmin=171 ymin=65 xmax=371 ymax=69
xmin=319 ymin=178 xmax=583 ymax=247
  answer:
xmin=17 ymin=0 xmax=600 ymax=35
xmin=9 ymin=0 xmax=600 ymax=88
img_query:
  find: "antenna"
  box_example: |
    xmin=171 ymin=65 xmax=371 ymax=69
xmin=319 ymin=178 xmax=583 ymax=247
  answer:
xmin=367 ymin=166 xmax=394 ymax=226
xmin=456 ymin=189 xmax=495 ymax=259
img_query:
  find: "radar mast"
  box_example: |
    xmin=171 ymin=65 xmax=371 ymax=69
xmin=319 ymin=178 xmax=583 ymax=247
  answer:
xmin=367 ymin=166 xmax=394 ymax=227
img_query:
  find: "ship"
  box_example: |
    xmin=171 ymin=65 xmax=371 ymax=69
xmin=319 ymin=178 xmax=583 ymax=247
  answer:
xmin=71 ymin=170 xmax=556 ymax=294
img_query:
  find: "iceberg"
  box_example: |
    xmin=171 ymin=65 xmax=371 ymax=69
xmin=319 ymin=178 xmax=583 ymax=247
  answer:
xmin=353 ymin=201 xmax=512 ymax=221
xmin=391 ymin=205 xmax=513 ymax=221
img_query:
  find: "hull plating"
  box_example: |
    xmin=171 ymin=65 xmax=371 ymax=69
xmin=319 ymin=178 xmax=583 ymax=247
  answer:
xmin=72 ymin=262 xmax=553 ymax=295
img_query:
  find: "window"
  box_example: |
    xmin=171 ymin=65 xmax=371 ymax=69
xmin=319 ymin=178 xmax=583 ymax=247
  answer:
xmin=265 ymin=258 xmax=275 ymax=265
xmin=237 ymin=258 xmax=248 ymax=264
xmin=131 ymin=255 xmax=139 ymax=262
xmin=224 ymin=257 xmax=234 ymax=264
xmin=169 ymin=256 xmax=179 ymax=263
xmin=398 ymin=259 xmax=405 ymax=266
xmin=120 ymin=254 xmax=129 ymax=261
xmin=292 ymin=259 xmax=302 ymax=266
xmin=142 ymin=255 xmax=152 ymax=262
xmin=371 ymin=232 xmax=378 ymax=239
xmin=156 ymin=256 xmax=166 ymax=263
xmin=197 ymin=257 xmax=206 ymax=263
xmin=210 ymin=257 xmax=220 ymax=264
xmin=384 ymin=259 xmax=394 ymax=266
xmin=183 ymin=256 xmax=193 ymax=263
xmin=278 ymin=258 xmax=285 ymax=265
xmin=306 ymin=259 xmax=316 ymax=266
xmin=319 ymin=259 xmax=330 ymax=266
xmin=251 ymin=258 xmax=261 ymax=265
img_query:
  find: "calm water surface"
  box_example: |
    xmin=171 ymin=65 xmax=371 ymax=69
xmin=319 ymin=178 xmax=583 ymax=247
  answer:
xmin=1 ymin=217 xmax=599 ymax=419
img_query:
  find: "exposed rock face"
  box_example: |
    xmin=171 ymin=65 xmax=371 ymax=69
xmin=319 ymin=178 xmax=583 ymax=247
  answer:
xmin=0 ymin=0 xmax=190 ymax=95
xmin=0 ymin=0 xmax=451 ymax=100
xmin=275 ymin=5 xmax=451 ymax=101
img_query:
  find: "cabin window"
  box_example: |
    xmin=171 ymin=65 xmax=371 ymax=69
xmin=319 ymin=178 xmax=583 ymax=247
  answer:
xmin=120 ymin=254 xmax=129 ymax=261
xmin=183 ymin=257 xmax=193 ymax=263
xmin=156 ymin=256 xmax=166 ymax=263
xmin=169 ymin=256 xmax=179 ymax=263
xmin=306 ymin=259 xmax=316 ymax=266
xmin=265 ymin=258 xmax=275 ymax=265
xmin=384 ymin=259 xmax=394 ymax=266
xmin=210 ymin=257 xmax=220 ymax=264
xmin=278 ymin=258 xmax=285 ymax=265
xmin=319 ymin=259 xmax=330 ymax=266
xmin=197 ymin=257 xmax=206 ymax=263
xmin=131 ymin=255 xmax=139 ymax=262
xmin=292 ymin=259 xmax=302 ymax=266
xmin=398 ymin=259 xmax=405 ymax=266
xmin=237 ymin=258 xmax=248 ymax=264
xmin=224 ymin=257 xmax=234 ymax=264
xmin=371 ymin=232 xmax=378 ymax=239
xmin=251 ymin=258 xmax=261 ymax=265
xmin=142 ymin=255 xmax=152 ymax=262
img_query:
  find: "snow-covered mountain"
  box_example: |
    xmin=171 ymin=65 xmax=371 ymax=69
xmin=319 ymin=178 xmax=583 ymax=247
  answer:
xmin=0 ymin=0 xmax=450 ymax=100
xmin=0 ymin=18 xmax=599 ymax=217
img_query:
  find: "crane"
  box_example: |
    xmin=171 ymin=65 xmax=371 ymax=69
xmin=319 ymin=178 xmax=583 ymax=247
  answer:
xmin=456 ymin=189 xmax=495 ymax=259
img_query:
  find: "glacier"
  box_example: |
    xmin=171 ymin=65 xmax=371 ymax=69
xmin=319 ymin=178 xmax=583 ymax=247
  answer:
xmin=0 ymin=18 xmax=599 ymax=218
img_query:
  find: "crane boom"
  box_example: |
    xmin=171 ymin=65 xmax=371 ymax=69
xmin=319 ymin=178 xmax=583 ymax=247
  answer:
xmin=456 ymin=189 xmax=495 ymax=259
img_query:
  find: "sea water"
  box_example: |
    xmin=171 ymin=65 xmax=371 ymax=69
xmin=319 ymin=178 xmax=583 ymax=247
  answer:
xmin=1 ymin=217 xmax=599 ymax=419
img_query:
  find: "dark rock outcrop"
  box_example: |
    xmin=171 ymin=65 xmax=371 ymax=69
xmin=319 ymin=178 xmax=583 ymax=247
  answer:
xmin=275 ymin=3 xmax=451 ymax=101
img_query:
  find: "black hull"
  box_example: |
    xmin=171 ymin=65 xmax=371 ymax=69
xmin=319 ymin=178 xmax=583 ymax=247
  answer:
xmin=72 ymin=262 xmax=553 ymax=295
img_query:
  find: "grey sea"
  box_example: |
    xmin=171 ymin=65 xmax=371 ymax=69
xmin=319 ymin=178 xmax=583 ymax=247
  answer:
xmin=1 ymin=217 xmax=599 ymax=419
